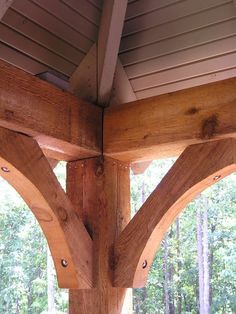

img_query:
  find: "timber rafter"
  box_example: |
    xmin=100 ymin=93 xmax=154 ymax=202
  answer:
xmin=113 ymin=139 xmax=236 ymax=288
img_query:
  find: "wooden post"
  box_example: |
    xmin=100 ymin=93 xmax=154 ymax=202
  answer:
xmin=67 ymin=157 xmax=131 ymax=314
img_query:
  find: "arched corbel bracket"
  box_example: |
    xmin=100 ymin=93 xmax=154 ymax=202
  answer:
xmin=114 ymin=139 xmax=236 ymax=287
xmin=0 ymin=127 xmax=93 ymax=289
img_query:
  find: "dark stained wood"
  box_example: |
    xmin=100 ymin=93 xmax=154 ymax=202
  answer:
xmin=104 ymin=78 xmax=236 ymax=162
xmin=114 ymin=139 xmax=236 ymax=287
xmin=67 ymin=157 xmax=131 ymax=313
xmin=0 ymin=59 xmax=102 ymax=161
xmin=0 ymin=127 xmax=93 ymax=288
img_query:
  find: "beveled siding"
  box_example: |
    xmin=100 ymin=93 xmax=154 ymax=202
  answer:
xmin=0 ymin=0 xmax=101 ymax=76
xmin=120 ymin=0 xmax=236 ymax=99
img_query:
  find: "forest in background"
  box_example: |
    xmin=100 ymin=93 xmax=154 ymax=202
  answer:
xmin=0 ymin=160 xmax=236 ymax=313
xmin=0 ymin=163 xmax=68 ymax=314
xmin=132 ymin=159 xmax=236 ymax=314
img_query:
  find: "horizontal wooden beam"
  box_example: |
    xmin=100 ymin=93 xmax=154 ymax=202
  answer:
xmin=114 ymin=139 xmax=236 ymax=287
xmin=0 ymin=127 xmax=93 ymax=288
xmin=0 ymin=59 xmax=102 ymax=161
xmin=104 ymin=78 xmax=236 ymax=162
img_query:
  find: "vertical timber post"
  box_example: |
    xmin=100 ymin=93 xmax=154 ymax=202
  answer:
xmin=66 ymin=157 xmax=131 ymax=314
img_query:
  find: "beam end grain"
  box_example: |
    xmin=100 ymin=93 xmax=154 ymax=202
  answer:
xmin=114 ymin=139 xmax=236 ymax=287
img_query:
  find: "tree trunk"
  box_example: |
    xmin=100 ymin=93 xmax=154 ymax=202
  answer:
xmin=47 ymin=246 xmax=56 ymax=314
xmin=197 ymin=205 xmax=204 ymax=314
xmin=202 ymin=198 xmax=210 ymax=314
xmin=197 ymin=195 xmax=210 ymax=314
xmin=168 ymin=228 xmax=175 ymax=314
xmin=209 ymin=224 xmax=216 ymax=307
xmin=176 ymin=218 xmax=182 ymax=314
xmin=163 ymin=235 xmax=170 ymax=314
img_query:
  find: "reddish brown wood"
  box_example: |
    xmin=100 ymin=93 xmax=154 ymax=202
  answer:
xmin=114 ymin=139 xmax=236 ymax=287
xmin=47 ymin=158 xmax=59 ymax=169
xmin=0 ymin=127 xmax=93 ymax=289
xmin=0 ymin=59 xmax=102 ymax=161
xmin=131 ymin=160 xmax=152 ymax=175
xmin=104 ymin=78 xmax=236 ymax=162
xmin=67 ymin=157 xmax=131 ymax=313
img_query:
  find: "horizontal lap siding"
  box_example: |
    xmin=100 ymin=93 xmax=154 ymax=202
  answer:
xmin=120 ymin=0 xmax=236 ymax=99
xmin=0 ymin=0 xmax=101 ymax=76
xmin=0 ymin=42 xmax=49 ymax=75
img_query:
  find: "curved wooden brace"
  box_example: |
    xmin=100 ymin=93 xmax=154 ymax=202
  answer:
xmin=0 ymin=127 xmax=92 ymax=289
xmin=114 ymin=139 xmax=236 ymax=287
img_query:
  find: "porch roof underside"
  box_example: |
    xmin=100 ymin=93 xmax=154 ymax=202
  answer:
xmin=0 ymin=0 xmax=235 ymax=102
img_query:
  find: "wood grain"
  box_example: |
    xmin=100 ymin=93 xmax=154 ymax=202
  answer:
xmin=0 ymin=127 xmax=93 ymax=288
xmin=104 ymin=77 xmax=236 ymax=162
xmin=67 ymin=157 xmax=131 ymax=313
xmin=0 ymin=59 xmax=102 ymax=161
xmin=114 ymin=139 xmax=236 ymax=287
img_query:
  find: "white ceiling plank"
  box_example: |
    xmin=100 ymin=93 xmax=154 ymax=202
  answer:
xmin=97 ymin=0 xmax=128 ymax=105
xmin=0 ymin=0 xmax=13 ymax=20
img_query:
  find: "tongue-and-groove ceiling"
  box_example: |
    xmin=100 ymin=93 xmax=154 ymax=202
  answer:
xmin=0 ymin=0 xmax=236 ymax=101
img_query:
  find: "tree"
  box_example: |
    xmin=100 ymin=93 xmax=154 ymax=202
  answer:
xmin=131 ymin=159 xmax=236 ymax=314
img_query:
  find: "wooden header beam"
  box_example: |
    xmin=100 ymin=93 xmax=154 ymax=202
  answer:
xmin=0 ymin=59 xmax=102 ymax=161
xmin=104 ymin=78 xmax=236 ymax=162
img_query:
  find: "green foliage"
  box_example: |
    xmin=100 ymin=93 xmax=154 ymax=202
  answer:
xmin=131 ymin=160 xmax=236 ymax=314
xmin=0 ymin=157 xmax=236 ymax=313
xmin=0 ymin=162 xmax=68 ymax=314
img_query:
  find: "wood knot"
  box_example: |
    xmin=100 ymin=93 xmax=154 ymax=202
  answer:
xmin=57 ymin=207 xmax=68 ymax=221
xmin=32 ymin=207 xmax=53 ymax=222
xmin=185 ymin=107 xmax=199 ymax=115
xmin=95 ymin=164 xmax=104 ymax=177
xmin=201 ymin=114 xmax=218 ymax=139
xmin=4 ymin=110 xmax=14 ymax=120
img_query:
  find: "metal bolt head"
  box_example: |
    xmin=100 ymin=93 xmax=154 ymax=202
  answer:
xmin=1 ymin=166 xmax=10 ymax=173
xmin=213 ymin=175 xmax=221 ymax=181
xmin=61 ymin=259 xmax=68 ymax=268
xmin=142 ymin=260 xmax=148 ymax=269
